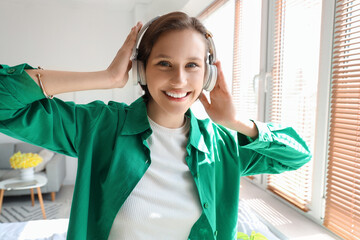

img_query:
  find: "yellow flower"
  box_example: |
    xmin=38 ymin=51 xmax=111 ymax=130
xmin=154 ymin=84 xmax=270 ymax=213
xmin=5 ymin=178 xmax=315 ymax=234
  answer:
xmin=9 ymin=151 xmax=43 ymax=169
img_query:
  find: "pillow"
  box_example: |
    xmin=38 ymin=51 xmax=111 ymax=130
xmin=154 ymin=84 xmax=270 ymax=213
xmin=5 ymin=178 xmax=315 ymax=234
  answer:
xmin=34 ymin=149 xmax=55 ymax=172
xmin=238 ymin=200 xmax=282 ymax=240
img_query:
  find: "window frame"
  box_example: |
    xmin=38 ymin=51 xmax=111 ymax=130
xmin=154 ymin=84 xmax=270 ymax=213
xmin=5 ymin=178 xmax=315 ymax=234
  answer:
xmin=308 ymin=0 xmax=336 ymax=223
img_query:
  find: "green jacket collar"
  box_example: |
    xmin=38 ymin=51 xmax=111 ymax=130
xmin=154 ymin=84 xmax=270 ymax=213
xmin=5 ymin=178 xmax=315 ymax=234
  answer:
xmin=119 ymin=97 xmax=150 ymax=136
xmin=186 ymin=109 xmax=210 ymax=154
xmin=119 ymin=97 xmax=209 ymax=154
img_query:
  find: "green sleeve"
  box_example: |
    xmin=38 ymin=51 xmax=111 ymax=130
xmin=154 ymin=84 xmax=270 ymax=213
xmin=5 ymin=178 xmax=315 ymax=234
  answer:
xmin=0 ymin=64 xmax=105 ymax=157
xmin=236 ymin=120 xmax=312 ymax=176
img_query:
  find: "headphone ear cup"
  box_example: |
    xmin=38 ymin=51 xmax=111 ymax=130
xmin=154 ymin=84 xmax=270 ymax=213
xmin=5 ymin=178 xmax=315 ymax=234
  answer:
xmin=132 ymin=60 xmax=138 ymax=86
xmin=203 ymin=64 xmax=217 ymax=91
xmin=137 ymin=61 xmax=146 ymax=85
xmin=203 ymin=63 xmax=210 ymax=89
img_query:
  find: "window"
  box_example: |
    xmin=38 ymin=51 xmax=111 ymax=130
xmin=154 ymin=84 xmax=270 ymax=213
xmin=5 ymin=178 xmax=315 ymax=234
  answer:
xmin=266 ymin=0 xmax=322 ymax=212
xmin=231 ymin=0 xmax=322 ymax=211
xmin=203 ymin=1 xmax=359 ymax=238
xmin=232 ymin=0 xmax=262 ymax=122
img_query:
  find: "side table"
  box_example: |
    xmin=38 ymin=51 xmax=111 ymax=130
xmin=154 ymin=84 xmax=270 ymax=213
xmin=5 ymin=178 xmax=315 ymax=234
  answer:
xmin=0 ymin=174 xmax=48 ymax=219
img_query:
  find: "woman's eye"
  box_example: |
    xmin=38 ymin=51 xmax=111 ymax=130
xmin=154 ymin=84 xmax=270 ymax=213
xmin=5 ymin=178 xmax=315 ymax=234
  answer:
xmin=157 ymin=61 xmax=171 ymax=67
xmin=186 ymin=63 xmax=199 ymax=68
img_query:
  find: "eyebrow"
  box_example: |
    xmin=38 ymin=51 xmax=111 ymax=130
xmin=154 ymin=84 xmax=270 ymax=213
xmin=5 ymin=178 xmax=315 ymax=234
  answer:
xmin=152 ymin=54 xmax=203 ymax=61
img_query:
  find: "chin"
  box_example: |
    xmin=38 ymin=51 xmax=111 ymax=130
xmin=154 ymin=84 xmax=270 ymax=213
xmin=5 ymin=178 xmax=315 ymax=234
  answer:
xmin=166 ymin=105 xmax=190 ymax=116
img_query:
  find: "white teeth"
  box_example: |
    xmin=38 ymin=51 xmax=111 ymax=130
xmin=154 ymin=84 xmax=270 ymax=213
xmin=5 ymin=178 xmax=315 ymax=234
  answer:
xmin=165 ymin=92 xmax=187 ymax=98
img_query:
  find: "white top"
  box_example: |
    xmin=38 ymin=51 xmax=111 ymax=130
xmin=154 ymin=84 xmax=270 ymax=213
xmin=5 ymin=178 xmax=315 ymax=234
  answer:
xmin=108 ymin=117 xmax=202 ymax=240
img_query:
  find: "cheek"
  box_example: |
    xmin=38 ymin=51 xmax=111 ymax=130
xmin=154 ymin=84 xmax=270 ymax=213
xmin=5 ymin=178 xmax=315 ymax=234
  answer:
xmin=193 ymin=71 xmax=206 ymax=89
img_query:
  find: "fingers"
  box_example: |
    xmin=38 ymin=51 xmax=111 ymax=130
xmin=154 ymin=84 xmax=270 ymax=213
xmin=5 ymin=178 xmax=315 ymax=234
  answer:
xmin=214 ymin=61 xmax=225 ymax=85
xmin=123 ymin=22 xmax=143 ymax=50
xmin=137 ymin=21 xmax=143 ymax=30
xmin=127 ymin=60 xmax=132 ymax=72
xmin=131 ymin=22 xmax=143 ymax=35
xmin=199 ymin=92 xmax=211 ymax=110
xmin=214 ymin=61 xmax=230 ymax=92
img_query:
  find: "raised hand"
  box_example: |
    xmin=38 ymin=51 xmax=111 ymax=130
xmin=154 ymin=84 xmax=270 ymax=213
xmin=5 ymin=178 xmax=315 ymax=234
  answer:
xmin=199 ymin=61 xmax=258 ymax=139
xmin=199 ymin=61 xmax=236 ymax=126
xmin=107 ymin=22 xmax=143 ymax=88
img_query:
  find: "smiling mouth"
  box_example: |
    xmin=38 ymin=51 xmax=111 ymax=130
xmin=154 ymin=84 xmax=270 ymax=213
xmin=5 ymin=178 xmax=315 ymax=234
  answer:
xmin=164 ymin=91 xmax=190 ymax=99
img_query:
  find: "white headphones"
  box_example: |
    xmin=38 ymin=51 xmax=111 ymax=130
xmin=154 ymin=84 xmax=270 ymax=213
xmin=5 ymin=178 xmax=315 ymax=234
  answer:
xmin=131 ymin=16 xmax=218 ymax=92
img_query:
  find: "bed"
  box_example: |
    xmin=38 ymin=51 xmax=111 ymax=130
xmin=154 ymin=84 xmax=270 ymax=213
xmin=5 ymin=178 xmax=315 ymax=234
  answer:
xmin=0 ymin=200 xmax=281 ymax=240
xmin=237 ymin=200 xmax=282 ymax=240
xmin=0 ymin=218 xmax=68 ymax=240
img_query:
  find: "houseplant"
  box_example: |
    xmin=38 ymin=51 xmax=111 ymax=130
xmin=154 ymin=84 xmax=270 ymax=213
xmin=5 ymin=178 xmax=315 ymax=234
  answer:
xmin=9 ymin=151 xmax=43 ymax=180
xmin=237 ymin=231 xmax=268 ymax=240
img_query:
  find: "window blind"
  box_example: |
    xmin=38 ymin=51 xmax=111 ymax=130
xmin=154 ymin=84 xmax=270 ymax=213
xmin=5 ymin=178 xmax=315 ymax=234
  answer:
xmin=324 ymin=0 xmax=360 ymax=239
xmin=267 ymin=0 xmax=322 ymax=211
xmin=232 ymin=0 xmax=262 ymax=122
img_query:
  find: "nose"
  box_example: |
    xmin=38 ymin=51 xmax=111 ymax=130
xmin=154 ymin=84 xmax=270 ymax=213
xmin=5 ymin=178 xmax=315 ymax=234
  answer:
xmin=170 ymin=67 xmax=187 ymax=86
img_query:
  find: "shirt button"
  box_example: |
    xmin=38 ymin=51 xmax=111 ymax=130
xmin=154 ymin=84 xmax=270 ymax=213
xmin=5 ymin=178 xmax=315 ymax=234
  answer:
xmin=203 ymin=202 xmax=209 ymax=209
xmin=145 ymin=159 xmax=149 ymax=164
xmin=7 ymin=68 xmax=16 ymax=74
xmin=214 ymin=230 xmax=218 ymax=236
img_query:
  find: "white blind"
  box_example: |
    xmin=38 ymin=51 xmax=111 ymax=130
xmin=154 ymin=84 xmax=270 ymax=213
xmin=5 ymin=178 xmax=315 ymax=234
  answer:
xmin=232 ymin=0 xmax=262 ymax=122
xmin=267 ymin=0 xmax=322 ymax=211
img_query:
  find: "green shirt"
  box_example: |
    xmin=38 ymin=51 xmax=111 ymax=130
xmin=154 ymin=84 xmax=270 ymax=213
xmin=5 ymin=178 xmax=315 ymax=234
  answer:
xmin=0 ymin=64 xmax=311 ymax=240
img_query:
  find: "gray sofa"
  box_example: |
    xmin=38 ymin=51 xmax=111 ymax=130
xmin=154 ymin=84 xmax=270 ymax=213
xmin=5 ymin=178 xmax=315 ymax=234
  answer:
xmin=0 ymin=142 xmax=66 ymax=200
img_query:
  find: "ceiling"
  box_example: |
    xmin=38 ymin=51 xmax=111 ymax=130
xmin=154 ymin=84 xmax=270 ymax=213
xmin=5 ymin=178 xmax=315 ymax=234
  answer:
xmin=4 ymin=0 xmax=213 ymax=22
xmin=69 ymin=0 xmax=212 ymax=17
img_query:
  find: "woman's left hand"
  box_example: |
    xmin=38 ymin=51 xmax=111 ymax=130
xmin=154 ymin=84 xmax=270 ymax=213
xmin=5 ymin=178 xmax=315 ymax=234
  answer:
xmin=199 ymin=61 xmax=237 ymax=127
xmin=199 ymin=61 xmax=259 ymax=139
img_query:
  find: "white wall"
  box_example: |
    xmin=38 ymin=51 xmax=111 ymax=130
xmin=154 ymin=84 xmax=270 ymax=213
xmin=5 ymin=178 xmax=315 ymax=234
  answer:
xmin=0 ymin=0 xmax=136 ymax=104
xmin=0 ymin=0 xmax=135 ymax=185
xmin=0 ymin=0 xmax=213 ymax=185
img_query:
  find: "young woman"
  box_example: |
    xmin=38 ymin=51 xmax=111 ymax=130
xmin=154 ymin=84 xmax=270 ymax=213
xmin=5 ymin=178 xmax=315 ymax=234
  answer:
xmin=0 ymin=12 xmax=311 ymax=240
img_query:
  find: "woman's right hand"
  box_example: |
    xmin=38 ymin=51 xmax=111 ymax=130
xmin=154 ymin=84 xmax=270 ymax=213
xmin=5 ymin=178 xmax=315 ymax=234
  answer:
xmin=107 ymin=22 xmax=143 ymax=88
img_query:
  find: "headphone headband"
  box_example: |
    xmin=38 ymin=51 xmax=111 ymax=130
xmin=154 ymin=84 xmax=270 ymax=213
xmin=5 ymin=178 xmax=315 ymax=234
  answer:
xmin=205 ymin=31 xmax=217 ymax=65
xmin=131 ymin=16 xmax=160 ymax=61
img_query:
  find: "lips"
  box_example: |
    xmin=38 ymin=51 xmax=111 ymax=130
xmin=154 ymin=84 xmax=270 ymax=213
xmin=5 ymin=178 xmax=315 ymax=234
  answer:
xmin=164 ymin=91 xmax=190 ymax=99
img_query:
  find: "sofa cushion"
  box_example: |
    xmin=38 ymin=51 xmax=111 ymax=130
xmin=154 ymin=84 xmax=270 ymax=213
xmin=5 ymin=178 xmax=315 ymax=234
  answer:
xmin=0 ymin=143 xmax=15 ymax=169
xmin=0 ymin=169 xmax=18 ymax=181
xmin=35 ymin=149 xmax=55 ymax=172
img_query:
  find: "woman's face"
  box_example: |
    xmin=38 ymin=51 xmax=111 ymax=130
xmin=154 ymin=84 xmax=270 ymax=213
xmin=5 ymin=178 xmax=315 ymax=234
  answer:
xmin=145 ymin=29 xmax=207 ymax=123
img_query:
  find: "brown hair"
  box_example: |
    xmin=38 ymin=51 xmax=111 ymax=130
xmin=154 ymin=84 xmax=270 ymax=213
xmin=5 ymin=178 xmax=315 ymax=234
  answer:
xmin=136 ymin=11 xmax=209 ymax=101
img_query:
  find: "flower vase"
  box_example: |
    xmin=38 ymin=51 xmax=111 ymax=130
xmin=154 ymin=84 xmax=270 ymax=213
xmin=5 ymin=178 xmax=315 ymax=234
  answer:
xmin=20 ymin=167 xmax=35 ymax=181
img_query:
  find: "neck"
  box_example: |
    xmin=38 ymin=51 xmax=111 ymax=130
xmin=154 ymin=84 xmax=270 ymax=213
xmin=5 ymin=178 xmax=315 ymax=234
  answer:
xmin=147 ymin=101 xmax=186 ymax=129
